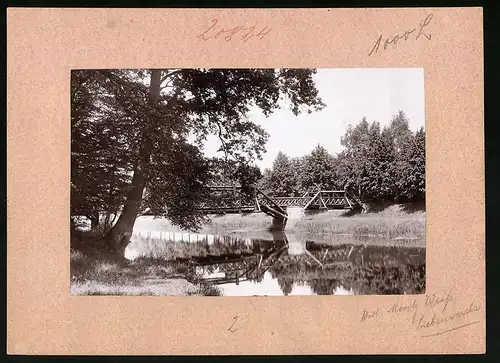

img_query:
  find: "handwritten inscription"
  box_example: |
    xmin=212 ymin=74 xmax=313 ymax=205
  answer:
xmin=197 ymin=19 xmax=272 ymax=42
xmin=360 ymin=308 xmax=382 ymax=322
xmin=359 ymin=291 xmax=482 ymax=338
xmin=386 ymin=299 xmax=419 ymax=322
xmin=415 ymin=302 xmax=481 ymax=337
xmin=425 ymin=290 xmax=453 ymax=313
xmin=368 ymin=14 xmax=433 ymax=56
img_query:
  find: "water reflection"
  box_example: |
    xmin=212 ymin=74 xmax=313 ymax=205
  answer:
xmin=125 ymin=230 xmax=425 ymax=296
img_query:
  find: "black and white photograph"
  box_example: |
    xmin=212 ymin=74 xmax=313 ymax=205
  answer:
xmin=71 ymin=68 xmax=426 ymax=296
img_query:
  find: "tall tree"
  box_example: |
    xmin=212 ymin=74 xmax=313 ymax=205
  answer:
xmin=257 ymin=167 xmax=274 ymax=195
xmin=397 ymin=127 xmax=426 ymax=201
xmin=340 ymin=117 xmax=371 ymax=198
xmin=301 ymin=144 xmax=336 ymax=191
xmin=338 ymin=111 xmax=424 ymax=202
xmin=268 ymin=152 xmax=297 ymax=196
xmin=290 ymin=156 xmax=306 ymax=194
xmin=388 ymin=111 xmax=415 ymax=201
xmin=376 ymin=127 xmax=398 ymax=199
xmin=388 ymin=110 xmax=413 ymax=153
xmin=71 ymin=68 xmax=325 ymax=255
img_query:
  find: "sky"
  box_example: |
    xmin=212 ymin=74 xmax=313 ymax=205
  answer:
xmin=200 ymin=68 xmax=425 ymax=170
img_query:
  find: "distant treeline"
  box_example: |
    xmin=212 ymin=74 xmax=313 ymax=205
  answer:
xmin=255 ymin=111 xmax=425 ymax=203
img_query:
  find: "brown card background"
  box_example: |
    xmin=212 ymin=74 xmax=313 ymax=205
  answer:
xmin=7 ymin=7 xmax=484 ymax=355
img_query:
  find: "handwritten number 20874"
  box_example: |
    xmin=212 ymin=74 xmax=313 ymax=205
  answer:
xmin=197 ymin=19 xmax=272 ymax=42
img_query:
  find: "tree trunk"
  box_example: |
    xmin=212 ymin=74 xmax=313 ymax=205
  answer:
xmin=89 ymin=213 xmax=100 ymax=231
xmin=109 ymin=211 xmax=119 ymax=227
xmin=103 ymin=69 xmax=163 ymax=255
xmin=104 ymin=165 xmax=116 ymax=230
xmin=104 ymin=212 xmax=111 ymax=230
xmin=103 ymin=166 xmax=147 ymax=255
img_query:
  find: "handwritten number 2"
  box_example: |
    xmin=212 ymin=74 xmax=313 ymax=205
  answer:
xmin=197 ymin=19 xmax=218 ymax=41
xmin=227 ymin=316 xmax=238 ymax=332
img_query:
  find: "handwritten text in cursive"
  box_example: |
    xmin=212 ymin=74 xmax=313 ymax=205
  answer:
xmin=415 ymin=301 xmax=481 ymax=333
xmin=359 ymin=291 xmax=481 ymax=338
xmin=424 ymin=289 xmax=453 ymax=313
xmin=360 ymin=308 xmax=382 ymax=322
xmin=368 ymin=14 xmax=433 ymax=56
xmin=197 ymin=19 xmax=272 ymax=42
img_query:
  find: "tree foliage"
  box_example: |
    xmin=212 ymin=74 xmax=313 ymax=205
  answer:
xmin=260 ymin=111 xmax=425 ymax=203
xmin=71 ymin=70 xmax=132 ymax=229
xmin=267 ymin=152 xmax=298 ymax=196
xmin=301 ymin=144 xmax=337 ymax=191
xmin=71 ymin=68 xmax=325 ymax=247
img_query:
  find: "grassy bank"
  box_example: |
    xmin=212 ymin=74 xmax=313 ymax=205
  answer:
xmin=200 ymin=204 xmax=425 ymax=240
xmin=70 ymin=233 xmax=222 ymax=296
xmin=294 ymin=205 xmax=425 ymax=239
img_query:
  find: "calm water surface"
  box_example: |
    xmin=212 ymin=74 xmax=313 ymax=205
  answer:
xmin=125 ymin=227 xmax=425 ymax=296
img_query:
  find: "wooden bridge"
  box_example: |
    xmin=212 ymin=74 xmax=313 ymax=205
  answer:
xmin=198 ymin=185 xmax=362 ymax=221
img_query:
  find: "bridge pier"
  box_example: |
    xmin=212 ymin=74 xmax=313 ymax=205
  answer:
xmin=285 ymin=206 xmax=306 ymax=227
xmin=271 ymin=206 xmax=306 ymax=230
xmin=271 ymin=217 xmax=287 ymax=230
xmin=270 ymin=206 xmax=327 ymax=230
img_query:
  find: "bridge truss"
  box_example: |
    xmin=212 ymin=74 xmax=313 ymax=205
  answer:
xmin=198 ymin=185 xmax=362 ymax=220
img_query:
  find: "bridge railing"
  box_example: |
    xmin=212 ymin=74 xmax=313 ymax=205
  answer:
xmin=254 ymin=187 xmax=288 ymax=219
xmin=200 ymin=185 xmax=361 ymax=213
xmin=271 ymin=190 xmax=361 ymax=209
xmin=269 ymin=191 xmax=346 ymax=207
xmin=318 ymin=191 xmax=350 ymax=207
xmin=270 ymin=196 xmax=311 ymax=207
xmin=199 ymin=185 xmax=255 ymax=211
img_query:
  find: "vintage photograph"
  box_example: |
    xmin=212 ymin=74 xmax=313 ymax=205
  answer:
xmin=71 ymin=68 xmax=426 ymax=296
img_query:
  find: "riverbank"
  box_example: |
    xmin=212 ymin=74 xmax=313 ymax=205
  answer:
xmin=70 ymin=241 xmax=222 ymax=296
